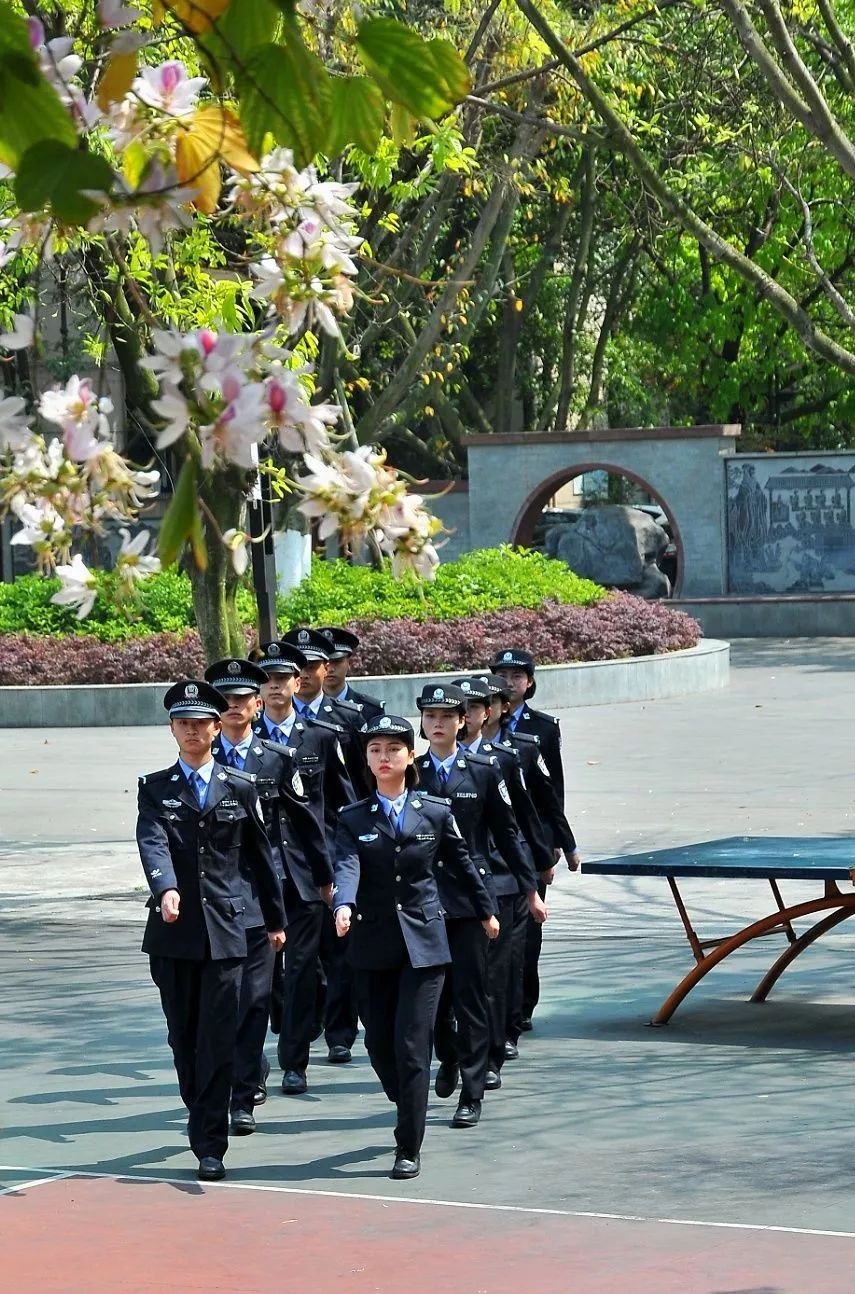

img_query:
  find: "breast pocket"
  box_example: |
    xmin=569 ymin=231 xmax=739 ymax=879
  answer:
xmin=419 ymin=902 xmax=443 ymax=923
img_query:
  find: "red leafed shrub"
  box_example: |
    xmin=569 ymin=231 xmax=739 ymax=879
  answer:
xmin=0 ymin=596 xmax=700 ymax=685
xmin=349 ymin=594 xmax=700 ymax=675
xmin=0 ymin=630 xmax=208 ymax=685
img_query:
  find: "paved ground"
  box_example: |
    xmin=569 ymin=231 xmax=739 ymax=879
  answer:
xmin=4 ymin=640 xmax=855 ymax=1290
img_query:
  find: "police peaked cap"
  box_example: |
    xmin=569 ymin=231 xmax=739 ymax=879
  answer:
xmin=361 ymin=713 xmax=415 ymax=749
xmin=281 ymin=627 xmax=331 ymax=661
xmin=492 ymin=648 xmax=536 ymax=674
xmin=317 ymin=626 xmax=360 ymax=659
xmin=164 ymin=679 xmax=228 ymax=719
xmin=415 ymin=682 xmax=468 ymax=712
xmin=451 ymin=676 xmax=492 ymax=702
xmin=205 ymin=657 xmax=269 ymax=694
xmin=256 ymin=640 xmax=307 ymax=674
xmin=471 ymin=672 xmax=511 ymax=701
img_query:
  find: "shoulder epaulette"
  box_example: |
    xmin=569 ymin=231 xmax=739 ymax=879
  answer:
xmin=334 ymin=697 xmax=363 ymax=716
xmin=308 ymin=716 xmax=346 ymax=735
xmin=339 ymin=797 xmax=373 ymax=814
xmin=227 ymin=768 xmax=257 ymax=784
xmin=138 ymin=766 xmax=177 ymax=785
xmin=351 ymin=690 xmax=384 ymax=710
xmin=508 ymin=731 xmax=541 ymax=747
xmin=418 ymin=793 xmax=453 ymax=806
xmin=259 ymin=738 xmax=296 ymax=758
xmin=464 ymin=749 xmax=495 ymax=767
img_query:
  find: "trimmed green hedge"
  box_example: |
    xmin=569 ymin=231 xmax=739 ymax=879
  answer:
xmin=278 ymin=549 xmax=605 ymax=624
xmin=0 ymin=548 xmax=604 ymax=641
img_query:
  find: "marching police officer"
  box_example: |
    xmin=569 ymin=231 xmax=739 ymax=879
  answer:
xmin=317 ymin=626 xmax=386 ymax=721
xmin=333 ymin=715 xmax=497 ymax=1180
xmin=137 ymin=680 xmax=286 ymax=1181
xmin=205 ymin=658 xmax=331 ymax=1130
xmin=453 ymin=675 xmax=552 ymax=1078
xmin=416 ymin=683 xmax=528 ymax=1122
xmin=251 ymin=640 xmax=358 ymax=1089
xmin=490 ymin=651 xmax=580 ymax=1033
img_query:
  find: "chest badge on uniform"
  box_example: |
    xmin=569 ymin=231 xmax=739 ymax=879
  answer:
xmin=415 ymin=833 xmax=436 ymax=842
xmin=220 ymin=798 xmax=239 ymax=807
xmin=359 ymin=832 xmax=379 ymax=842
xmin=162 ymin=798 xmax=182 ymax=808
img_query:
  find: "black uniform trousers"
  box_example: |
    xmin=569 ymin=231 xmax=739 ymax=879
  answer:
xmin=521 ymin=879 xmax=548 ymax=1024
xmin=506 ymin=893 xmax=531 ymax=1043
xmin=277 ymin=887 xmax=325 ymax=1074
xmin=355 ymin=961 xmax=445 ymax=1158
xmin=318 ymin=906 xmax=358 ymax=1050
xmin=487 ymin=894 xmax=516 ymax=1072
xmin=150 ymin=951 xmax=243 ymax=1161
xmin=231 ymin=927 xmax=275 ymax=1113
xmin=433 ymin=917 xmax=490 ymax=1102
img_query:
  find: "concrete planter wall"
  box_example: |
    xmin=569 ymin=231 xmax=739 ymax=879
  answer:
xmin=0 ymin=639 xmax=728 ymax=728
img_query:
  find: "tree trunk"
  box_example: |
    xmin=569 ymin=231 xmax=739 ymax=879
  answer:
xmin=189 ymin=463 xmax=249 ymax=664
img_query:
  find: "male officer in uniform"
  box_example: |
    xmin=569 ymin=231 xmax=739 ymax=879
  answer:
xmin=252 ymin=640 xmax=358 ymax=1088
xmin=317 ymin=625 xmax=386 ymax=721
xmin=281 ymin=626 xmax=371 ymax=797
xmin=205 ymin=657 xmax=331 ymax=1130
xmin=137 ymin=680 xmax=286 ymax=1181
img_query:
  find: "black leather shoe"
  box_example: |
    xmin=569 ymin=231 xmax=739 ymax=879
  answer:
xmin=327 ymin=1045 xmax=352 ymax=1064
xmin=484 ymin=1069 xmax=502 ymax=1090
xmin=253 ymin=1055 xmax=270 ymax=1105
xmin=451 ymin=1099 xmax=481 ymax=1128
xmin=504 ymin=1041 xmax=519 ymax=1061
xmin=281 ymin=1069 xmax=308 ymax=1095
xmin=391 ymin=1149 xmax=420 ymax=1180
xmin=230 ymin=1109 xmax=256 ymax=1136
xmin=520 ymin=1017 xmax=533 ymax=1032
xmin=197 ymin=1157 xmax=225 ymax=1181
xmin=434 ymin=1060 xmax=460 ymax=1099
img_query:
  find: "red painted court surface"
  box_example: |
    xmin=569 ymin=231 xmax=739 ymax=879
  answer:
xmin=4 ymin=1172 xmax=855 ymax=1294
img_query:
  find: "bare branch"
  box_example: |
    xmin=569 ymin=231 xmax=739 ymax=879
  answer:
xmin=778 ymin=172 xmax=855 ymax=333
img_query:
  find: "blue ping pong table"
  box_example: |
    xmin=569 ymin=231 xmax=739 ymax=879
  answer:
xmin=582 ymin=836 xmax=855 ymax=1024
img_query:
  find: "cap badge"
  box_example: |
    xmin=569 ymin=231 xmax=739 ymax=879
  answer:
xmin=227 ymin=661 xmax=240 ymax=674
xmin=268 ymin=643 xmax=280 ymax=655
xmin=298 ymin=630 xmax=310 ymax=643
xmin=185 ymin=683 xmax=198 ymax=698
xmin=432 ymin=687 xmax=444 ymax=699
xmin=378 ymin=716 xmax=392 ymax=729
xmin=502 ymin=651 xmax=513 ymax=662
xmin=460 ymin=682 xmax=471 ymax=692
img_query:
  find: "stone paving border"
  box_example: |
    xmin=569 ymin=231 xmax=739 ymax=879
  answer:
xmin=1 ymin=639 xmax=728 ymax=727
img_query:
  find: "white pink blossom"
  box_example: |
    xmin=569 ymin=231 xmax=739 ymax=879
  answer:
xmin=133 ymin=61 xmax=206 ymax=117
xmin=0 ymin=313 xmax=34 ymax=351
xmin=51 ymin=554 xmax=97 ymax=619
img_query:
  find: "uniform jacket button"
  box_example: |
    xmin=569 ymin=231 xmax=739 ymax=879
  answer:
xmin=200 ymin=871 xmax=206 ymax=877
xmin=356 ymin=913 xmax=363 ymax=921
xmin=396 ymin=903 xmax=402 ymax=911
xmin=202 ymin=897 xmax=208 ymax=904
xmin=437 ymin=861 xmax=444 ymax=868
xmin=394 ymin=845 xmax=401 ymax=853
xmin=479 ymin=868 xmax=486 ymax=875
xmin=395 ymin=874 xmax=402 ymax=882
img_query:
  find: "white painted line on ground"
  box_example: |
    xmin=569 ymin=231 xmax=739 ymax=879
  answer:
xmin=0 ymin=1171 xmax=71 ymax=1196
xmin=0 ymin=1164 xmax=854 ymax=1239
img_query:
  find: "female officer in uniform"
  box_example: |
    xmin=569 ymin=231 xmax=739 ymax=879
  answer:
xmin=333 ymin=715 xmax=498 ymax=1181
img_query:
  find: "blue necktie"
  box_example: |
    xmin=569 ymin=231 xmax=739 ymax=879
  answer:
xmin=268 ymin=725 xmax=284 ymax=744
xmin=191 ymin=770 xmax=206 ymax=808
xmin=438 ymin=765 xmax=449 ymax=787
xmin=388 ymin=801 xmax=405 ymax=834
xmin=226 ymin=746 xmax=243 ymax=770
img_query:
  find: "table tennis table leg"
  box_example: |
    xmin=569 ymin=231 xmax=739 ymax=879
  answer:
xmin=667 ymin=877 xmax=705 ymax=963
xmin=767 ymin=879 xmax=797 ymax=945
xmin=649 ymin=893 xmax=855 ymax=1026
xmin=750 ymin=905 xmax=855 ymax=1002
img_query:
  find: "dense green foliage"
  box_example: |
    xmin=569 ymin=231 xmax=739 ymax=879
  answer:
xmin=0 ymin=549 xmax=603 ymax=640
xmin=278 ymin=548 xmax=605 ymax=625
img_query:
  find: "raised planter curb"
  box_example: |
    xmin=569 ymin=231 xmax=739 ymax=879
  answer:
xmin=1 ymin=639 xmax=728 ymax=728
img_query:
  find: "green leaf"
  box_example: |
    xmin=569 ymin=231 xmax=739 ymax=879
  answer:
xmin=0 ymin=7 xmax=76 ymax=167
xmin=328 ymin=76 xmax=385 ymax=156
xmin=199 ymin=0 xmax=280 ymax=86
xmin=122 ymin=139 xmax=148 ymax=189
xmin=389 ymin=102 xmax=416 ymax=146
xmin=158 ymin=458 xmax=199 ymax=566
xmin=356 ymin=19 xmax=470 ymax=119
xmin=14 ymin=141 xmax=115 ymax=226
xmin=238 ymin=36 xmax=331 ymax=166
